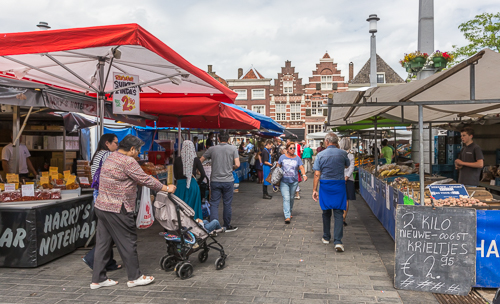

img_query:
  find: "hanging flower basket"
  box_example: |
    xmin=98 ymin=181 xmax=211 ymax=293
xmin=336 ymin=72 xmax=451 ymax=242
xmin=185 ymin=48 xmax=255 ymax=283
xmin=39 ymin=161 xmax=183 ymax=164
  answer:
xmin=400 ymin=51 xmax=429 ymax=74
xmin=428 ymin=51 xmax=454 ymax=70
xmin=432 ymin=56 xmax=448 ymax=68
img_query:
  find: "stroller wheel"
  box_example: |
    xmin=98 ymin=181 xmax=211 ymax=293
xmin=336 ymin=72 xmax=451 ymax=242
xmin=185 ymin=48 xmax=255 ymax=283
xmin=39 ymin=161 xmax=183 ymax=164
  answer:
xmin=159 ymin=255 xmax=167 ymax=270
xmin=215 ymin=257 xmax=226 ymax=270
xmin=198 ymin=250 xmax=209 ymax=263
xmin=272 ymin=186 xmax=279 ymax=193
xmin=177 ymin=263 xmax=193 ymax=280
xmin=174 ymin=262 xmax=184 ymax=277
xmin=162 ymin=255 xmax=176 ymax=271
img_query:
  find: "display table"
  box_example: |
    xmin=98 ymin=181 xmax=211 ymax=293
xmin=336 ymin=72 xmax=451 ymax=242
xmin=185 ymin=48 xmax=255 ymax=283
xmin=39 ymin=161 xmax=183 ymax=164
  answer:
xmin=359 ymin=168 xmax=500 ymax=288
xmin=0 ymin=193 xmax=94 ymax=267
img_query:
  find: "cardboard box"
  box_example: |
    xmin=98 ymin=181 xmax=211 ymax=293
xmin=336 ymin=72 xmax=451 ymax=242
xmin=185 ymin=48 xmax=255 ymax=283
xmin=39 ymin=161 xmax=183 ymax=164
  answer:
xmin=46 ymin=125 xmax=64 ymax=131
xmin=29 ymin=125 xmax=45 ymax=130
xmin=50 ymin=158 xmax=75 ymax=173
xmin=52 ymin=152 xmax=77 ymax=158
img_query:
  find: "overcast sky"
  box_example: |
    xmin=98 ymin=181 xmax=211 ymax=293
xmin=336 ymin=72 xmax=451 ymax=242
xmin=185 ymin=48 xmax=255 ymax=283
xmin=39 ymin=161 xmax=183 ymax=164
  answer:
xmin=2 ymin=0 xmax=498 ymax=83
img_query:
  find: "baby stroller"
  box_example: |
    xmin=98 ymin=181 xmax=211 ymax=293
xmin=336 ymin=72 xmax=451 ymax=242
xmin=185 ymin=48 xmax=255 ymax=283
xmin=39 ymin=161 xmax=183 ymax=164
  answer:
xmin=154 ymin=192 xmax=226 ymax=280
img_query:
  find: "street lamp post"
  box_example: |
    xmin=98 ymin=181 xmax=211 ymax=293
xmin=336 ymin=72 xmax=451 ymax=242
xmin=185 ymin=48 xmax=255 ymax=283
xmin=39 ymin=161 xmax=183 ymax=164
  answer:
xmin=367 ymin=14 xmax=380 ymax=88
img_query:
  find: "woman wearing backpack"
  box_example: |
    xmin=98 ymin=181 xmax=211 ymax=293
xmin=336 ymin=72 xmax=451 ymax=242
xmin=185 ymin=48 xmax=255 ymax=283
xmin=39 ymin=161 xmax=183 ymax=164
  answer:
xmin=82 ymin=134 xmax=121 ymax=271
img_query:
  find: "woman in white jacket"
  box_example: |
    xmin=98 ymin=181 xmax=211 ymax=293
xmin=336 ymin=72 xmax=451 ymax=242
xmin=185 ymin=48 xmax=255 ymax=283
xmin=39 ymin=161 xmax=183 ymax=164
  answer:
xmin=339 ymin=137 xmax=355 ymax=226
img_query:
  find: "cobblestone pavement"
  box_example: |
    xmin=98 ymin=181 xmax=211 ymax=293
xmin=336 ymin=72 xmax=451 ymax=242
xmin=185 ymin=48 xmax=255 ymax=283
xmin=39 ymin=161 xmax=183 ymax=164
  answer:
xmin=0 ymin=177 xmax=439 ymax=304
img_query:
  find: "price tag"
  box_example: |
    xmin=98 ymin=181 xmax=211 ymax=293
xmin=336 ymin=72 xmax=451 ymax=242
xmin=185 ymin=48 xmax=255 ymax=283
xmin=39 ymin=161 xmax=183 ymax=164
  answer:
xmin=22 ymin=184 xmax=35 ymax=197
xmin=0 ymin=183 xmax=4 ymax=191
xmin=26 ymin=182 xmax=34 ymax=185
xmin=5 ymin=183 xmax=16 ymax=191
xmin=67 ymin=175 xmax=76 ymax=185
xmin=50 ymin=172 xmax=59 ymax=180
xmin=42 ymin=172 xmax=49 ymax=178
xmin=40 ymin=177 xmax=49 ymax=185
xmin=403 ymin=195 xmax=414 ymax=205
xmin=63 ymin=170 xmax=71 ymax=179
xmin=6 ymin=173 xmax=19 ymax=183
xmin=49 ymin=167 xmax=58 ymax=174
xmin=79 ymin=177 xmax=89 ymax=184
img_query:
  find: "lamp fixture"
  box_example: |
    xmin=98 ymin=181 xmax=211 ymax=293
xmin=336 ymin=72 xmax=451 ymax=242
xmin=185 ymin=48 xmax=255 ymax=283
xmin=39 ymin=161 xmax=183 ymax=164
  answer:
xmin=366 ymin=14 xmax=380 ymax=34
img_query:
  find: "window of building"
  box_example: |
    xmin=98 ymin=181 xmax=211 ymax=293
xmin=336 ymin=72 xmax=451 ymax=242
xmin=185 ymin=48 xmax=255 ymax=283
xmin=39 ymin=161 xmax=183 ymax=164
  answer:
xmin=275 ymin=104 xmax=286 ymax=121
xmin=290 ymin=103 xmax=301 ymax=120
xmin=377 ymin=73 xmax=385 ymax=84
xmin=239 ymin=105 xmax=247 ymax=109
xmin=283 ymin=81 xmax=293 ymax=94
xmin=321 ymin=75 xmax=332 ymax=90
xmin=252 ymin=89 xmax=265 ymax=100
xmin=234 ymin=89 xmax=247 ymax=100
xmin=252 ymin=105 xmax=265 ymax=114
xmin=307 ymin=124 xmax=323 ymax=135
xmin=311 ymin=101 xmax=324 ymax=116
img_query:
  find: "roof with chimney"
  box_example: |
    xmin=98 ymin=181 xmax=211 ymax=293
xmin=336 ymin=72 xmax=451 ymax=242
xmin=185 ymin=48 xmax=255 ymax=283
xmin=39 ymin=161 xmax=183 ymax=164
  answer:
xmin=206 ymin=65 xmax=228 ymax=87
xmin=350 ymin=54 xmax=404 ymax=84
xmin=241 ymin=67 xmax=265 ymax=79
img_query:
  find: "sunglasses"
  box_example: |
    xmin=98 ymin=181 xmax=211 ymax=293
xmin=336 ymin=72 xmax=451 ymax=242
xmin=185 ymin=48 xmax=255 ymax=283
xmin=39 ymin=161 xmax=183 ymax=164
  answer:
xmin=289 ymin=147 xmax=296 ymax=150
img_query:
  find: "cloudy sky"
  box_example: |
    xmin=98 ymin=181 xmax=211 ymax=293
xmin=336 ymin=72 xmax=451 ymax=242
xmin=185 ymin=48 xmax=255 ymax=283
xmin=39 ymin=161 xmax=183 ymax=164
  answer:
xmin=2 ymin=0 xmax=498 ymax=83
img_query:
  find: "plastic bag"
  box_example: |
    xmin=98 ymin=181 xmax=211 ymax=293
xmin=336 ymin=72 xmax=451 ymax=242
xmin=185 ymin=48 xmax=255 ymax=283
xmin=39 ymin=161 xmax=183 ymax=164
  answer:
xmin=233 ymin=171 xmax=240 ymax=191
xmin=136 ymin=186 xmax=154 ymax=229
xmin=271 ymin=166 xmax=283 ymax=185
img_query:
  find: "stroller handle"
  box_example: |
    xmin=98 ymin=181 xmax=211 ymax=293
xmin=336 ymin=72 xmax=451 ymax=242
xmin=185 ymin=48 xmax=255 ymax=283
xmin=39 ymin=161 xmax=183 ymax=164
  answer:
xmin=166 ymin=192 xmax=181 ymax=207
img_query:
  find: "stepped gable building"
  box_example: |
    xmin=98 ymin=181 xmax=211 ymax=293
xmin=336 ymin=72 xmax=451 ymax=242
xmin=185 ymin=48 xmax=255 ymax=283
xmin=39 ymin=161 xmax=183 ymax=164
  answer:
xmin=206 ymin=65 xmax=228 ymax=87
xmin=348 ymin=54 xmax=405 ymax=89
xmin=304 ymin=52 xmax=349 ymax=148
xmin=270 ymin=60 xmax=306 ymax=140
xmin=227 ymin=66 xmax=272 ymax=116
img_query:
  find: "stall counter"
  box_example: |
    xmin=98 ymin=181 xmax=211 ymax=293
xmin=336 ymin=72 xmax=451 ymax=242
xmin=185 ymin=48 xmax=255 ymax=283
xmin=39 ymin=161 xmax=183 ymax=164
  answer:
xmin=0 ymin=193 xmax=94 ymax=267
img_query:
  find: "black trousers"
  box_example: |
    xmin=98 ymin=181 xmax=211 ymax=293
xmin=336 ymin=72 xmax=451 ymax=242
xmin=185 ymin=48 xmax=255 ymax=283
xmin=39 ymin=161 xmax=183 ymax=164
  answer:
xmin=92 ymin=206 xmax=142 ymax=283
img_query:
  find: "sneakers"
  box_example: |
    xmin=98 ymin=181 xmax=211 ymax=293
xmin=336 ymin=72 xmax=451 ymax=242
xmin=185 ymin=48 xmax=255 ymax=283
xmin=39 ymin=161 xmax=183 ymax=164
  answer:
xmin=285 ymin=218 xmax=291 ymax=224
xmin=321 ymin=238 xmax=330 ymax=244
xmin=263 ymin=194 xmax=272 ymax=199
xmin=225 ymin=226 xmax=238 ymax=232
xmin=294 ymin=195 xmax=300 ymax=200
xmin=335 ymin=244 xmax=345 ymax=252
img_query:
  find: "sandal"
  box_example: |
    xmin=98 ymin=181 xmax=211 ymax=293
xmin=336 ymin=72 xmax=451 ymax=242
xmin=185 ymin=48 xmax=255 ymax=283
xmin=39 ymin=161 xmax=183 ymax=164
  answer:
xmin=90 ymin=279 xmax=118 ymax=289
xmin=127 ymin=275 xmax=154 ymax=288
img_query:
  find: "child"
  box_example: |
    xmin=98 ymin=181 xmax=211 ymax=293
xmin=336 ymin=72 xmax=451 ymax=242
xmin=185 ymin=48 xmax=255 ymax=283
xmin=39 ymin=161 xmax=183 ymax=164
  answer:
xmin=196 ymin=218 xmax=226 ymax=236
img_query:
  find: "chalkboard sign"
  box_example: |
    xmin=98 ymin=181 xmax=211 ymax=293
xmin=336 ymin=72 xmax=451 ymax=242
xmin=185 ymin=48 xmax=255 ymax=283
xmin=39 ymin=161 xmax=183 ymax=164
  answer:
xmin=394 ymin=205 xmax=476 ymax=296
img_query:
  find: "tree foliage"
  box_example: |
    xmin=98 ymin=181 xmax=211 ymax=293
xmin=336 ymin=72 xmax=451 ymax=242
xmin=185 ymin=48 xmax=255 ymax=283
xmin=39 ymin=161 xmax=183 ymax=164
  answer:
xmin=451 ymin=12 xmax=500 ymax=65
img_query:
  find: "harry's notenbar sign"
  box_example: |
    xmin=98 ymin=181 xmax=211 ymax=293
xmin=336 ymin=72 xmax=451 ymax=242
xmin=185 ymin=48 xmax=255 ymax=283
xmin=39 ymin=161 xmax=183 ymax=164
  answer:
xmin=112 ymin=73 xmax=140 ymax=115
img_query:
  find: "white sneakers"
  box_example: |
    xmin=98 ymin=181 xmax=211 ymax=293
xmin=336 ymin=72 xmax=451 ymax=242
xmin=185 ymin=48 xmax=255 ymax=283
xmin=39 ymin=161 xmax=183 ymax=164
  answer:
xmin=321 ymin=238 xmax=330 ymax=244
xmin=335 ymin=244 xmax=345 ymax=252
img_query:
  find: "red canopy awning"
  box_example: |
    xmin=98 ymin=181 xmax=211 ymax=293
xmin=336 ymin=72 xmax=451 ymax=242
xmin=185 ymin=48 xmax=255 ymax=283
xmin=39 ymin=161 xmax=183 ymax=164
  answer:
xmin=0 ymin=23 xmax=236 ymax=103
xmin=141 ymin=97 xmax=260 ymax=130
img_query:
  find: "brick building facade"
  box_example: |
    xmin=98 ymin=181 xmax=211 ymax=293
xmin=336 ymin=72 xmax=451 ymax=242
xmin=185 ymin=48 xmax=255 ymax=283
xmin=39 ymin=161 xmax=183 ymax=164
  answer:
xmin=226 ymin=67 xmax=272 ymax=116
xmin=269 ymin=60 xmax=306 ymax=140
xmin=304 ymin=53 xmax=349 ymax=147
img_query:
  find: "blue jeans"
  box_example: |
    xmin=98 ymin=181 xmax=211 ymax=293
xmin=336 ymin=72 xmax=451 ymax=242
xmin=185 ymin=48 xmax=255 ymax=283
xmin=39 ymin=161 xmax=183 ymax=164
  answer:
xmin=322 ymin=209 xmax=344 ymax=244
xmin=203 ymin=219 xmax=222 ymax=233
xmin=280 ymin=181 xmax=299 ymax=219
xmin=209 ymin=182 xmax=234 ymax=229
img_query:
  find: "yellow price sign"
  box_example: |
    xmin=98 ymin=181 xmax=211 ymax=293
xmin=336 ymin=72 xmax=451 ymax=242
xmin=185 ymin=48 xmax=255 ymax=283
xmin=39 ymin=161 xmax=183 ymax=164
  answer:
xmin=6 ymin=173 xmax=19 ymax=183
xmin=42 ymin=172 xmax=49 ymax=178
xmin=67 ymin=175 xmax=76 ymax=185
xmin=49 ymin=166 xmax=58 ymax=174
xmin=50 ymin=172 xmax=59 ymax=180
xmin=63 ymin=170 xmax=71 ymax=179
xmin=40 ymin=177 xmax=49 ymax=185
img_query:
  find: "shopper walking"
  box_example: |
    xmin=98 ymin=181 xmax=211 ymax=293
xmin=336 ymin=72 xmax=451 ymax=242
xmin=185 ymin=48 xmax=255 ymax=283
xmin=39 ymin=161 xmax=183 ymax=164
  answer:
xmin=339 ymin=137 xmax=355 ymax=226
xmin=200 ymin=130 xmax=240 ymax=232
xmin=83 ymin=134 xmax=121 ymax=271
xmin=91 ymin=135 xmax=175 ymax=289
xmin=261 ymin=140 xmax=273 ymax=199
xmin=302 ymin=144 xmax=313 ymax=173
xmin=277 ymin=142 xmax=307 ymax=224
xmin=312 ymin=132 xmax=350 ymax=252
xmin=173 ymin=140 xmax=206 ymax=220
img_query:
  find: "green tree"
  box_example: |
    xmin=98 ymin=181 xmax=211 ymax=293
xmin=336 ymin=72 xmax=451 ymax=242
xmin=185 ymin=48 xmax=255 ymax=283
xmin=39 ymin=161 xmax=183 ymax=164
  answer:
xmin=451 ymin=12 xmax=500 ymax=65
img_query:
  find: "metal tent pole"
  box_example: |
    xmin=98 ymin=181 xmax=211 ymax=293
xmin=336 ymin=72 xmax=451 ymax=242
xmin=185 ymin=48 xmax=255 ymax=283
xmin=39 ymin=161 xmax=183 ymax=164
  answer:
xmin=12 ymin=106 xmax=20 ymax=174
xmin=394 ymin=127 xmax=397 ymax=163
xmin=97 ymin=58 xmax=106 ymax=138
xmin=429 ymin=123 xmax=433 ymax=174
xmin=178 ymin=117 xmax=182 ymax=157
xmin=374 ymin=118 xmax=378 ymax=167
xmin=419 ymin=105 xmax=425 ymax=203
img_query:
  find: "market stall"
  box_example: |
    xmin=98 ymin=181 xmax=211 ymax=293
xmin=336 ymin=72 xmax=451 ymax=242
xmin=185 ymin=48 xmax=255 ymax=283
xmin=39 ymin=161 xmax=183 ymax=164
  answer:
xmin=327 ymin=49 xmax=500 ymax=289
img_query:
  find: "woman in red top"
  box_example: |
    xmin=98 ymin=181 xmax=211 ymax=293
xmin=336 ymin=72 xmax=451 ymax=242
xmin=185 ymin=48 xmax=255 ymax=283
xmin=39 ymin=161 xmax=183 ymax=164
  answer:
xmin=91 ymin=135 xmax=176 ymax=289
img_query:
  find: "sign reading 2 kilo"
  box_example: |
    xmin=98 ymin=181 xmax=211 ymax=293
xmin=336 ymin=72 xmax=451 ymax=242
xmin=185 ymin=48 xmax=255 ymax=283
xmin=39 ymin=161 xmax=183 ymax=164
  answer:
xmin=113 ymin=73 xmax=140 ymax=115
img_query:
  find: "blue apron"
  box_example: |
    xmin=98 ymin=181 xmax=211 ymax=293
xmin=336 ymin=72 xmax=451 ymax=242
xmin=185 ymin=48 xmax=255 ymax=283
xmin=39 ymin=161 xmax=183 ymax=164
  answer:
xmin=263 ymin=148 xmax=272 ymax=186
xmin=319 ymin=180 xmax=347 ymax=211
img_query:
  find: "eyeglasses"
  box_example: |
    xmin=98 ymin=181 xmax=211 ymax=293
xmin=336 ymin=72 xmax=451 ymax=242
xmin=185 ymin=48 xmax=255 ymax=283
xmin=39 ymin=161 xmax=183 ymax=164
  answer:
xmin=289 ymin=147 xmax=296 ymax=150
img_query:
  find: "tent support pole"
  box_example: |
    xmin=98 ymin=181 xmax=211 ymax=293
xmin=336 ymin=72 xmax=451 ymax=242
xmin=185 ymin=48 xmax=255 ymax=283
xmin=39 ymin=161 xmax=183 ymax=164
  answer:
xmin=374 ymin=118 xmax=378 ymax=169
xmin=97 ymin=58 xmax=106 ymax=138
xmin=178 ymin=117 xmax=182 ymax=157
xmin=429 ymin=122 xmax=433 ymax=174
xmin=357 ymin=132 xmax=360 ymax=154
xmin=394 ymin=127 xmax=397 ymax=163
xmin=12 ymin=106 xmax=20 ymax=174
xmin=470 ymin=63 xmax=476 ymax=101
xmin=401 ymin=107 xmax=404 ymax=123
xmin=419 ymin=105 xmax=425 ymax=204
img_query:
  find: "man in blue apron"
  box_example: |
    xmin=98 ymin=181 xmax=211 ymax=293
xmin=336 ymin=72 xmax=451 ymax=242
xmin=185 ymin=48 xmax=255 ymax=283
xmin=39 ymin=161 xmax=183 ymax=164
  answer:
xmin=312 ymin=132 xmax=350 ymax=252
xmin=262 ymin=140 xmax=273 ymax=199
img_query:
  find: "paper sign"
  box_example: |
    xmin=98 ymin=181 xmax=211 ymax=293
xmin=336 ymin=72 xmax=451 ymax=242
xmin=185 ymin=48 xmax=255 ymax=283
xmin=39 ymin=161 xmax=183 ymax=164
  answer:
xmin=0 ymin=184 xmax=4 ymax=191
xmin=428 ymin=184 xmax=469 ymax=200
xmin=40 ymin=177 xmax=49 ymax=185
xmin=21 ymin=184 xmax=34 ymax=197
xmin=371 ymin=175 xmax=374 ymax=189
xmin=403 ymin=195 xmax=414 ymax=205
xmin=26 ymin=182 xmax=34 ymax=185
xmin=79 ymin=177 xmax=89 ymax=184
xmin=67 ymin=175 xmax=76 ymax=185
xmin=386 ymin=184 xmax=390 ymax=210
xmin=49 ymin=167 xmax=58 ymax=174
xmin=42 ymin=172 xmax=49 ymax=178
xmin=5 ymin=183 xmax=16 ymax=191
xmin=63 ymin=170 xmax=71 ymax=179
xmin=50 ymin=172 xmax=59 ymax=180
xmin=6 ymin=173 xmax=19 ymax=183
xmin=112 ymin=73 xmax=140 ymax=115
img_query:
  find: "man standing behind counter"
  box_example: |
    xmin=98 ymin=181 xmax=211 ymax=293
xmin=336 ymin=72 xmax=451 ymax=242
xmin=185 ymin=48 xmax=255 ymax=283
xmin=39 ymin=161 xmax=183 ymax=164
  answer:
xmin=455 ymin=127 xmax=484 ymax=187
xmin=2 ymin=136 xmax=37 ymax=179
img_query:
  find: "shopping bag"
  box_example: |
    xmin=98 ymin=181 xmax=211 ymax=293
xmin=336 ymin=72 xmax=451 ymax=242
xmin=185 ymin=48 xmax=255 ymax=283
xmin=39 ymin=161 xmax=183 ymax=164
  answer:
xmin=233 ymin=171 xmax=240 ymax=191
xmin=136 ymin=186 xmax=154 ymax=229
xmin=265 ymin=167 xmax=274 ymax=184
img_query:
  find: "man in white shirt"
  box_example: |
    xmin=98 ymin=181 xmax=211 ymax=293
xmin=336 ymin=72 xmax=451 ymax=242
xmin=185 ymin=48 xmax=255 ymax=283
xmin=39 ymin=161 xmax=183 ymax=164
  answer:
xmin=2 ymin=140 xmax=37 ymax=178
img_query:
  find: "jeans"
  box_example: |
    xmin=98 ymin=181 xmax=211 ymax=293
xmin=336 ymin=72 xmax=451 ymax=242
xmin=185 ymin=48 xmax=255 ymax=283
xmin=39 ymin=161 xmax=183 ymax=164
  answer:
xmin=210 ymin=181 xmax=234 ymax=228
xmin=280 ymin=181 xmax=299 ymax=219
xmin=322 ymin=209 xmax=344 ymax=244
xmin=203 ymin=219 xmax=222 ymax=233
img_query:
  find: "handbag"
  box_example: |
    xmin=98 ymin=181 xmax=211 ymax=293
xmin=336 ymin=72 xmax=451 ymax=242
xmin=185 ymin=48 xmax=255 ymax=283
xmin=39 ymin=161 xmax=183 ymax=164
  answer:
xmin=91 ymin=156 xmax=104 ymax=190
xmin=271 ymin=166 xmax=283 ymax=185
xmin=136 ymin=186 xmax=154 ymax=229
